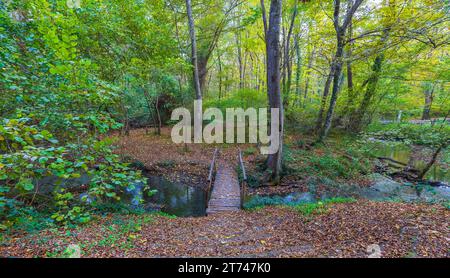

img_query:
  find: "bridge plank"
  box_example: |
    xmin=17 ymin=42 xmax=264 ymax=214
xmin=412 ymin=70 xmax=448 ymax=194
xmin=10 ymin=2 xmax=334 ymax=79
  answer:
xmin=206 ymin=161 xmax=242 ymax=215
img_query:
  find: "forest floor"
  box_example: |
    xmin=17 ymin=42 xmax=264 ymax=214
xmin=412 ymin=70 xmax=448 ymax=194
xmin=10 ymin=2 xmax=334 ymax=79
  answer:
xmin=1 ymin=201 xmax=448 ymax=258
xmin=1 ymin=128 xmax=448 ymax=258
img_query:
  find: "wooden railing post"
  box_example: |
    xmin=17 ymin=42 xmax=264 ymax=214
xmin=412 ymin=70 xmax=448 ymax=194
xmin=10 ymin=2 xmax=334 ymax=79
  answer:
xmin=238 ymin=149 xmax=247 ymax=209
xmin=206 ymin=148 xmax=218 ymax=208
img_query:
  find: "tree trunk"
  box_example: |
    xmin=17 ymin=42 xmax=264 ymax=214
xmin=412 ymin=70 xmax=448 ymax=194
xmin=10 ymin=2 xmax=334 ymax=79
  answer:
xmin=351 ymin=54 xmax=385 ymax=132
xmin=265 ymin=0 xmax=283 ymax=183
xmin=349 ymin=0 xmax=392 ymax=132
xmin=121 ymin=101 xmax=130 ymax=136
xmin=303 ymin=46 xmax=315 ymax=106
xmin=422 ymin=82 xmax=435 ymax=120
xmin=260 ymin=0 xmax=268 ymax=39
xmin=172 ymin=4 xmax=187 ymax=95
xmin=295 ymin=34 xmax=302 ymax=105
xmin=418 ymin=144 xmax=445 ymax=180
xmin=318 ymin=36 xmax=345 ymax=141
xmin=143 ymin=90 xmax=157 ymax=135
xmin=284 ymin=0 xmax=298 ymax=98
xmin=155 ymin=95 xmax=162 ymax=136
xmin=197 ymin=55 xmax=208 ymax=97
xmin=236 ymin=31 xmax=244 ymax=90
xmin=345 ymin=3 xmax=355 ymax=119
xmin=315 ymin=62 xmax=335 ymax=132
xmin=217 ymin=49 xmax=223 ymax=99
xmin=186 ymin=0 xmax=202 ymax=101
xmin=318 ymin=0 xmax=363 ymax=141
xmin=281 ymin=26 xmax=287 ymax=96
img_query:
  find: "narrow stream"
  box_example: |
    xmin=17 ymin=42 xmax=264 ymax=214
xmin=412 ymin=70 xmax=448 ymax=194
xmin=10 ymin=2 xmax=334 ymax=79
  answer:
xmin=371 ymin=142 xmax=449 ymax=183
xmin=142 ymin=175 xmax=207 ymax=217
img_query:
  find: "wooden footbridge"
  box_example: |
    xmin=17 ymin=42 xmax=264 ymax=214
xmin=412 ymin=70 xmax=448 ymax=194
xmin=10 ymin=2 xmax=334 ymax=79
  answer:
xmin=205 ymin=148 xmax=247 ymax=215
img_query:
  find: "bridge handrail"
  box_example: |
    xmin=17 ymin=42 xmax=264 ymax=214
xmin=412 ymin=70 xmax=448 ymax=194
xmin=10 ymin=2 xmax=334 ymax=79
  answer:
xmin=238 ymin=149 xmax=247 ymax=209
xmin=208 ymin=148 xmax=219 ymax=182
xmin=238 ymin=149 xmax=247 ymax=181
xmin=206 ymin=148 xmax=219 ymax=208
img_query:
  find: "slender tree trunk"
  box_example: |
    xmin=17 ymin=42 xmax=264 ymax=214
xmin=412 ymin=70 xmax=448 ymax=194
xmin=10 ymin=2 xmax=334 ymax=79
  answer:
xmin=121 ymin=101 xmax=130 ymax=136
xmin=318 ymin=0 xmax=363 ymax=141
xmin=319 ymin=36 xmax=345 ymax=141
xmin=155 ymin=96 xmax=162 ymax=136
xmin=186 ymin=0 xmax=202 ymax=101
xmin=294 ymin=34 xmax=302 ymax=105
xmin=303 ymin=46 xmax=315 ymax=106
xmin=281 ymin=26 xmax=287 ymax=96
xmin=418 ymin=144 xmax=445 ymax=180
xmin=315 ymin=62 xmax=335 ymax=132
xmin=265 ymin=0 xmax=283 ymax=183
xmin=351 ymin=54 xmax=385 ymax=132
xmin=197 ymin=56 xmax=208 ymax=96
xmin=261 ymin=0 xmax=268 ymax=39
xmin=345 ymin=3 xmax=355 ymax=119
xmin=422 ymin=82 xmax=436 ymax=120
xmin=143 ymin=90 xmax=157 ymax=134
xmin=121 ymin=78 xmax=130 ymax=136
xmin=284 ymin=0 xmax=299 ymax=104
xmin=349 ymin=0 xmax=393 ymax=132
xmin=217 ymin=49 xmax=223 ymax=99
xmin=235 ymin=31 xmax=244 ymax=90
xmin=172 ymin=5 xmax=187 ymax=93
xmin=243 ymin=52 xmax=248 ymax=88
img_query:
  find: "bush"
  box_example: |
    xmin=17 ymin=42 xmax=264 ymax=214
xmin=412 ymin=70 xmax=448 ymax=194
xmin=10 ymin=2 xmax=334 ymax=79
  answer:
xmin=0 ymin=6 xmax=149 ymax=231
xmin=0 ymin=124 xmax=148 ymax=228
xmin=0 ymin=117 xmax=147 ymax=229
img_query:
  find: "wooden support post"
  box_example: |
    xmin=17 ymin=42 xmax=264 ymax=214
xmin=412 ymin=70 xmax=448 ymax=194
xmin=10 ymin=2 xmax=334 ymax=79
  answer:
xmin=238 ymin=149 xmax=247 ymax=209
xmin=206 ymin=148 xmax=219 ymax=208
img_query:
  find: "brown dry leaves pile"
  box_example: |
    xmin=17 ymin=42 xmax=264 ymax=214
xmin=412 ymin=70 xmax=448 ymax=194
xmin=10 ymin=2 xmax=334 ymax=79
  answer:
xmin=1 ymin=201 xmax=448 ymax=258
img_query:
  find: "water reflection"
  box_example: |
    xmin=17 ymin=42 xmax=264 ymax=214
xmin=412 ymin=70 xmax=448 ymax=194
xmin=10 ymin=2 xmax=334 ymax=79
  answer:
xmin=372 ymin=142 xmax=449 ymax=183
xmin=144 ymin=175 xmax=207 ymax=217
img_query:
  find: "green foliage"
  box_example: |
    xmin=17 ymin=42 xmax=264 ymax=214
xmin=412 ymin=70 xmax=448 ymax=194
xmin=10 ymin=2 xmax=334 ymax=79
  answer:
xmin=51 ymin=189 xmax=90 ymax=224
xmin=443 ymin=201 xmax=450 ymax=210
xmin=294 ymin=202 xmax=327 ymax=217
xmin=155 ymin=211 xmax=177 ymax=219
xmin=243 ymin=147 xmax=257 ymax=156
xmin=1 ymin=0 xmax=448 ymax=235
xmin=294 ymin=198 xmax=357 ymax=217
xmin=284 ymin=145 xmax=370 ymax=180
xmin=311 ymin=154 xmax=351 ymax=178
xmin=243 ymin=171 xmax=264 ymax=188
xmin=244 ymin=194 xmax=356 ymax=214
xmin=365 ymin=122 xmax=450 ymax=146
xmin=204 ymin=89 xmax=267 ymax=112
xmin=0 ymin=1 xmax=151 ymax=230
xmin=243 ymin=195 xmax=286 ymax=210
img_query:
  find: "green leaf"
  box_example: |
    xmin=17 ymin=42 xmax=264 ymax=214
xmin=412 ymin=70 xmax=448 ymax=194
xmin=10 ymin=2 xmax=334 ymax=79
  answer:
xmin=38 ymin=157 xmax=49 ymax=164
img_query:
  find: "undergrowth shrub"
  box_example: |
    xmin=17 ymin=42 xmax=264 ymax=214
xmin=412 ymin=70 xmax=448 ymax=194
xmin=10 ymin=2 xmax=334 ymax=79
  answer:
xmin=244 ymin=194 xmax=356 ymax=212
xmin=293 ymin=198 xmax=356 ymax=217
